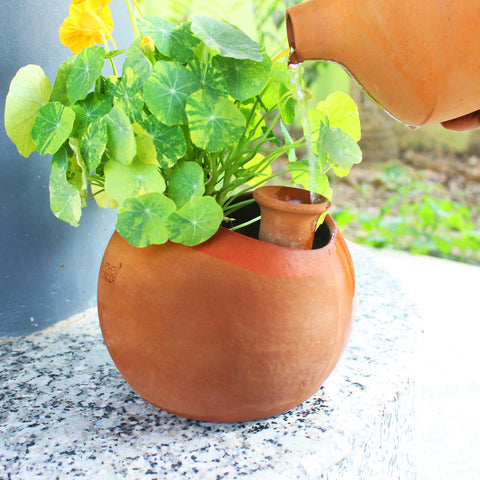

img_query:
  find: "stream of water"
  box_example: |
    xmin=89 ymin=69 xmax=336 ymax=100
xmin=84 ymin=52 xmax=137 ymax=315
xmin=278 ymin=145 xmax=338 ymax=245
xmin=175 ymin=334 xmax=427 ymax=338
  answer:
xmin=288 ymin=59 xmax=321 ymax=205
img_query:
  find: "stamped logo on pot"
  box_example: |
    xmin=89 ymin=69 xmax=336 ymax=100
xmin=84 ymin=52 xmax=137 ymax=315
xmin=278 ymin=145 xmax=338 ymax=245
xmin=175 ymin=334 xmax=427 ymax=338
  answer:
xmin=102 ymin=262 xmax=122 ymax=285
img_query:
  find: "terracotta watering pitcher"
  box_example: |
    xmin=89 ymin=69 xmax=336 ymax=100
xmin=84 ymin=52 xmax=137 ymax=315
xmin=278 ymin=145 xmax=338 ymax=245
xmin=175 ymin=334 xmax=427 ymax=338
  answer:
xmin=287 ymin=0 xmax=480 ymax=128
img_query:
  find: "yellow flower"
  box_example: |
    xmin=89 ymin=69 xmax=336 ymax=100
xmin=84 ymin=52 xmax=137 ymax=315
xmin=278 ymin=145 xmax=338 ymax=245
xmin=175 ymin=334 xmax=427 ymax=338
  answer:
xmin=59 ymin=0 xmax=114 ymax=54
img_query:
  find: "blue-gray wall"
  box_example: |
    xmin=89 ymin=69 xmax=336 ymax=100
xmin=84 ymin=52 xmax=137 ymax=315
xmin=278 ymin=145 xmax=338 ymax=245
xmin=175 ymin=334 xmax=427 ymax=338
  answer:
xmin=1 ymin=1 xmax=132 ymax=336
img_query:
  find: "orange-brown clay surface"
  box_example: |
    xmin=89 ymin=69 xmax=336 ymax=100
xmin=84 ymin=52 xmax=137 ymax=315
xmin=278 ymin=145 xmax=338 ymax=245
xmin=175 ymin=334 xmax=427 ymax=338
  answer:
xmin=253 ymin=186 xmax=331 ymax=250
xmin=97 ymin=216 xmax=355 ymax=422
xmin=287 ymin=0 xmax=480 ymax=127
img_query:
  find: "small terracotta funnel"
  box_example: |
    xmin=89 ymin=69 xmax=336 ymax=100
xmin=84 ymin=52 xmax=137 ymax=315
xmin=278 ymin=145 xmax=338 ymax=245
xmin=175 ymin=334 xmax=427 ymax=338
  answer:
xmin=253 ymin=186 xmax=330 ymax=250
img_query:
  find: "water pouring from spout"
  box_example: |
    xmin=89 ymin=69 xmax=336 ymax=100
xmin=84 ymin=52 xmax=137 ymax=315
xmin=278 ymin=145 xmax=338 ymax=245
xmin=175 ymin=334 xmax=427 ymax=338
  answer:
xmin=286 ymin=0 xmax=480 ymax=130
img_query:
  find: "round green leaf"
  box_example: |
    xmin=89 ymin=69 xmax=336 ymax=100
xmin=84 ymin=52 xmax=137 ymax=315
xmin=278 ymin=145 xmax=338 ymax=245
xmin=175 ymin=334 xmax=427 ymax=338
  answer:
xmin=214 ymin=53 xmax=272 ymax=101
xmin=71 ymin=92 xmax=112 ymax=136
xmin=105 ymin=104 xmax=136 ymax=165
xmin=186 ymin=90 xmax=246 ymax=152
xmin=116 ymin=193 xmax=176 ymax=247
xmin=31 ymin=102 xmax=75 ymax=155
xmin=187 ymin=60 xmax=229 ymax=97
xmin=319 ymin=125 xmax=362 ymax=171
xmin=105 ymin=157 xmax=166 ymax=204
xmin=262 ymin=63 xmax=296 ymax=125
xmin=50 ymin=56 xmax=76 ymax=105
xmin=140 ymin=116 xmax=186 ymax=168
xmin=80 ymin=118 xmax=107 ymax=172
xmin=49 ymin=146 xmax=82 ymax=227
xmin=137 ymin=17 xmax=200 ymax=64
xmin=313 ymin=91 xmax=361 ymax=141
xmin=191 ymin=16 xmax=263 ymax=62
xmin=67 ymin=45 xmax=106 ymax=104
xmin=133 ymin=123 xmax=157 ymax=165
xmin=143 ymin=61 xmax=200 ymax=126
xmin=168 ymin=196 xmax=223 ymax=246
xmin=123 ymin=39 xmax=152 ymax=86
xmin=167 ymin=161 xmax=205 ymax=208
xmin=91 ymin=183 xmax=119 ymax=209
xmin=112 ymin=67 xmax=144 ymax=122
xmin=4 ymin=65 xmax=52 ymax=157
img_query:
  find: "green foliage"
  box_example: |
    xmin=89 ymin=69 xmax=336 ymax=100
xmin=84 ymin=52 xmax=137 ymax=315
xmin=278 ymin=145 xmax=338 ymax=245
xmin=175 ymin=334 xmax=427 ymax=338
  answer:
xmin=289 ymin=89 xmax=362 ymax=196
xmin=333 ymin=171 xmax=480 ymax=265
xmin=191 ymin=16 xmax=263 ymax=62
xmin=4 ymin=12 xmax=361 ymax=248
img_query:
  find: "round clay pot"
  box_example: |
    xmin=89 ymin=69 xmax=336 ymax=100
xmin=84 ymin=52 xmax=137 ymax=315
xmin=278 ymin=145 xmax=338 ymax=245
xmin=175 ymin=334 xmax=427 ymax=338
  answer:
xmin=286 ymin=0 xmax=480 ymax=127
xmin=253 ymin=185 xmax=331 ymax=250
xmin=97 ymin=212 xmax=355 ymax=422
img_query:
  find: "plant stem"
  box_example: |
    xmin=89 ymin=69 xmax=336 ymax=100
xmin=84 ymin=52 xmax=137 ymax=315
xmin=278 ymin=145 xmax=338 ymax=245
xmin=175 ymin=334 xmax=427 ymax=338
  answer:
xmin=131 ymin=0 xmax=143 ymax=16
xmin=100 ymin=30 xmax=118 ymax=76
xmin=229 ymin=215 xmax=261 ymax=232
xmin=125 ymin=0 xmax=139 ymax=39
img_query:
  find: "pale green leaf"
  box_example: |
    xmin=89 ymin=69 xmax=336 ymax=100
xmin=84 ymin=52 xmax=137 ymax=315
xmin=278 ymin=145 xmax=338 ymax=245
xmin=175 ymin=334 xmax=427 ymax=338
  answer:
xmin=191 ymin=16 xmax=263 ymax=62
xmin=112 ymin=67 xmax=144 ymax=122
xmin=4 ymin=65 xmax=52 ymax=157
xmin=187 ymin=60 xmax=229 ymax=97
xmin=140 ymin=116 xmax=186 ymax=168
xmin=168 ymin=196 xmax=223 ymax=246
xmin=80 ymin=118 xmax=107 ymax=171
xmin=313 ymin=91 xmax=361 ymax=141
xmin=123 ymin=39 xmax=152 ymax=86
xmin=67 ymin=46 xmax=105 ymax=104
xmin=49 ymin=146 xmax=82 ymax=227
xmin=186 ymin=90 xmax=246 ymax=152
xmin=105 ymin=156 xmax=166 ymax=204
xmin=105 ymin=104 xmax=136 ymax=165
xmin=133 ymin=123 xmax=157 ymax=165
xmin=262 ymin=63 xmax=295 ymax=125
xmin=214 ymin=52 xmax=271 ymax=101
xmin=143 ymin=60 xmax=200 ymax=125
xmin=71 ymin=92 xmax=111 ymax=136
xmin=319 ymin=125 xmax=362 ymax=171
xmin=50 ymin=56 xmax=75 ymax=104
xmin=288 ymin=160 xmax=332 ymax=198
xmin=167 ymin=161 xmax=205 ymax=208
xmin=91 ymin=182 xmax=119 ymax=209
xmin=31 ymin=102 xmax=75 ymax=155
xmin=116 ymin=193 xmax=176 ymax=247
xmin=137 ymin=17 xmax=200 ymax=63
xmin=68 ymin=137 xmax=88 ymax=194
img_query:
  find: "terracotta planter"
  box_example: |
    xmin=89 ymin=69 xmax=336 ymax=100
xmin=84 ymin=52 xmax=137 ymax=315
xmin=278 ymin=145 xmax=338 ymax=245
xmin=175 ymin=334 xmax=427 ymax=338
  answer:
xmin=286 ymin=0 xmax=480 ymax=127
xmin=97 ymin=204 xmax=355 ymax=422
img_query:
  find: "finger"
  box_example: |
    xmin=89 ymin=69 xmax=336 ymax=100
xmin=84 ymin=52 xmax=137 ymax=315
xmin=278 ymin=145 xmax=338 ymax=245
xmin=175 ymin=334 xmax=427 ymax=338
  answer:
xmin=441 ymin=110 xmax=480 ymax=131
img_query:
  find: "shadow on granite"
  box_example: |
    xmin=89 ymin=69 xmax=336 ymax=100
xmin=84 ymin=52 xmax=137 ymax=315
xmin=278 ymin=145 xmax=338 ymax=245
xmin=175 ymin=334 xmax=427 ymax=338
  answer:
xmin=0 ymin=244 xmax=417 ymax=479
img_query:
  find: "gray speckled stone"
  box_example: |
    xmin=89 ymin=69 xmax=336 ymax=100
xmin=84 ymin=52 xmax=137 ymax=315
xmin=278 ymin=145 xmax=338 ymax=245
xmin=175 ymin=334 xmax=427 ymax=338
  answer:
xmin=0 ymin=243 xmax=417 ymax=479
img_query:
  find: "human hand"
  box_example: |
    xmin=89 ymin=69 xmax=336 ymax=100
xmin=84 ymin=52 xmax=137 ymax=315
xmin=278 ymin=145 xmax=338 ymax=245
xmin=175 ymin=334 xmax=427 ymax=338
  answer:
xmin=441 ymin=111 xmax=480 ymax=131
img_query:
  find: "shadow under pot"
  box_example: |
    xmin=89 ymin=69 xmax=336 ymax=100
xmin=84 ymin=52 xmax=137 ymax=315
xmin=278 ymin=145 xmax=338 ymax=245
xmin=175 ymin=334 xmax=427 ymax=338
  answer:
xmin=97 ymin=188 xmax=355 ymax=422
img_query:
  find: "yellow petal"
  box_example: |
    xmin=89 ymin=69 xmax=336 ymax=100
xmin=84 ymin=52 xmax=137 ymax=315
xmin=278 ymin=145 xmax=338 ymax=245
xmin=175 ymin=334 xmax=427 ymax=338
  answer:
xmin=60 ymin=0 xmax=113 ymax=53
xmin=86 ymin=0 xmax=112 ymax=8
xmin=98 ymin=6 xmax=114 ymax=37
xmin=59 ymin=19 xmax=95 ymax=53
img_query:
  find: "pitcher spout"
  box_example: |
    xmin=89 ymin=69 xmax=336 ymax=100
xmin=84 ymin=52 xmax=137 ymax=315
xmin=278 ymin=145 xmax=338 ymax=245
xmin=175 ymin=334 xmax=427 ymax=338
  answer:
xmin=286 ymin=0 xmax=340 ymax=64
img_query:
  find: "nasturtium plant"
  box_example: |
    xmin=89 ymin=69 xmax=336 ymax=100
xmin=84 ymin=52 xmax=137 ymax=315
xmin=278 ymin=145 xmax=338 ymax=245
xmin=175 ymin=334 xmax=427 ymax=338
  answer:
xmin=4 ymin=0 xmax=362 ymax=248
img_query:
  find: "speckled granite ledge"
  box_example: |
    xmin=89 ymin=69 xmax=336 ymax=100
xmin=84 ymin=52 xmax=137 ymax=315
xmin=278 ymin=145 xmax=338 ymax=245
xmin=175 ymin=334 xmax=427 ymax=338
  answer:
xmin=0 ymin=244 xmax=417 ymax=479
